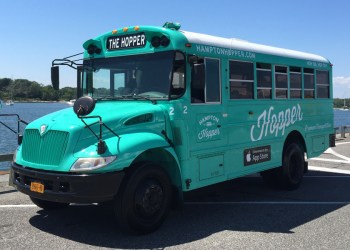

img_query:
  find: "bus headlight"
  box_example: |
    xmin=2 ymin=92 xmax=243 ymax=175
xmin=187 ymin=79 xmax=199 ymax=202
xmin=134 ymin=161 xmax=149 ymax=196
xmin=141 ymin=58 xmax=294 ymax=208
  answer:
xmin=70 ymin=156 xmax=116 ymax=172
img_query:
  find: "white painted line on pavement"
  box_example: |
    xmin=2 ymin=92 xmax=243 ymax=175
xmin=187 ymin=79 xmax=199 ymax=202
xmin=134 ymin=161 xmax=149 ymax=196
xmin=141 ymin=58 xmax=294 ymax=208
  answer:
xmin=0 ymin=204 xmax=36 ymax=208
xmin=326 ymin=148 xmax=350 ymax=162
xmin=0 ymin=203 xmax=98 ymax=209
xmin=309 ymin=158 xmax=349 ymax=164
xmin=336 ymin=141 xmax=350 ymax=146
xmin=311 ymin=147 xmax=350 ymax=164
xmin=309 ymin=166 xmax=350 ymax=175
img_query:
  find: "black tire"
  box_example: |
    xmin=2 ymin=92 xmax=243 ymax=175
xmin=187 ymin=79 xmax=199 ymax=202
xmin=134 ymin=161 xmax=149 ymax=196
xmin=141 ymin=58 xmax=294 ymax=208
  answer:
xmin=30 ymin=197 xmax=70 ymax=210
xmin=261 ymin=143 xmax=304 ymax=190
xmin=280 ymin=143 xmax=305 ymax=190
xmin=114 ymin=162 xmax=172 ymax=234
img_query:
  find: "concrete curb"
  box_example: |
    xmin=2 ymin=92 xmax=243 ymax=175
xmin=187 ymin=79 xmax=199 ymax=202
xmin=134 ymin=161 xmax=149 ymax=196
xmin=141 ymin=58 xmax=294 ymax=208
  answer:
xmin=0 ymin=173 xmax=9 ymax=184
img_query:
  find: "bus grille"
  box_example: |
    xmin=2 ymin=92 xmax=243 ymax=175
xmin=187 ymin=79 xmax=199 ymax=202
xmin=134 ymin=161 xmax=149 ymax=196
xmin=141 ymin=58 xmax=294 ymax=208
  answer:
xmin=22 ymin=129 xmax=69 ymax=166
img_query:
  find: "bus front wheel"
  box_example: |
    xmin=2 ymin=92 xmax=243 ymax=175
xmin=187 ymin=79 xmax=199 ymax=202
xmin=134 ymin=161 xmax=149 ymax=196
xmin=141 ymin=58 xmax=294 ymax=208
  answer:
xmin=114 ymin=162 xmax=172 ymax=234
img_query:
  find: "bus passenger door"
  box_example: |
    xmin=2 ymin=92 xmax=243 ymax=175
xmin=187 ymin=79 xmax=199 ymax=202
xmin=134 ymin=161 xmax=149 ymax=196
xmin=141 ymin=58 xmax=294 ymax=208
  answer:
xmin=189 ymin=57 xmax=227 ymax=182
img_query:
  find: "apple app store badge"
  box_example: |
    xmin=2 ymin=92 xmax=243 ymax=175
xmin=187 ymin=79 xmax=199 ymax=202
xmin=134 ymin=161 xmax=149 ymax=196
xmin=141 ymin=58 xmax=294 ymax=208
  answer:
xmin=244 ymin=145 xmax=271 ymax=166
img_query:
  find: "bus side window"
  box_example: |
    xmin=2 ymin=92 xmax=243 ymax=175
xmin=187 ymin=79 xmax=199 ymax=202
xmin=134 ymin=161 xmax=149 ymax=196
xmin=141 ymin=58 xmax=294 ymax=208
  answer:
xmin=275 ymin=66 xmax=288 ymax=99
xmin=257 ymin=63 xmax=272 ymax=99
xmin=303 ymin=68 xmax=314 ymax=98
xmin=191 ymin=59 xmax=205 ymax=103
xmin=191 ymin=58 xmax=221 ymax=103
xmin=229 ymin=60 xmax=254 ymax=99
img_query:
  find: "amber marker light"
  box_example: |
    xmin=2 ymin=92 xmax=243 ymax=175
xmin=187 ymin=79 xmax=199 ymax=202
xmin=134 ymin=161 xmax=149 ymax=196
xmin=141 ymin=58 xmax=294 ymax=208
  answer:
xmin=185 ymin=43 xmax=192 ymax=48
xmin=123 ymin=27 xmax=129 ymax=32
xmin=134 ymin=26 xmax=140 ymax=31
xmin=112 ymin=30 xmax=118 ymax=34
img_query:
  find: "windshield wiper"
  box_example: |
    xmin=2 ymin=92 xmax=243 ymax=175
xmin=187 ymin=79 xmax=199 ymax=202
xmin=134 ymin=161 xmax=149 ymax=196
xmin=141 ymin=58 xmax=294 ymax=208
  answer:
xmin=95 ymin=96 xmax=124 ymax=101
xmin=122 ymin=94 xmax=157 ymax=104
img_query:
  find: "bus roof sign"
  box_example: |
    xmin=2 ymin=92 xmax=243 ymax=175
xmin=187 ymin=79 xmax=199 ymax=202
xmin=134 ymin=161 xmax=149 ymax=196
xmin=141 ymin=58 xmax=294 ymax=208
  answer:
xmin=106 ymin=32 xmax=146 ymax=51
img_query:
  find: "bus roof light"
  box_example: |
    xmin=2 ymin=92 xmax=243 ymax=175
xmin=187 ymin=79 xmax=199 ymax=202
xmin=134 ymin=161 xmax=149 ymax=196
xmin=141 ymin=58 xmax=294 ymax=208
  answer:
xmin=123 ymin=27 xmax=129 ymax=32
xmin=134 ymin=26 xmax=140 ymax=31
xmin=112 ymin=30 xmax=118 ymax=34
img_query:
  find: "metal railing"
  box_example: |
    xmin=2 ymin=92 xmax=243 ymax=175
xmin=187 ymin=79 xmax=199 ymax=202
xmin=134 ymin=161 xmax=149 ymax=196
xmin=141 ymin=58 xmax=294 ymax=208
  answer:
xmin=334 ymin=125 xmax=350 ymax=138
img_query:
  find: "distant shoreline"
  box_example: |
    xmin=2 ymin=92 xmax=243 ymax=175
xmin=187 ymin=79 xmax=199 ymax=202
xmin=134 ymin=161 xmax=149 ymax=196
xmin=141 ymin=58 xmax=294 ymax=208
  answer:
xmin=4 ymin=101 xmax=69 ymax=104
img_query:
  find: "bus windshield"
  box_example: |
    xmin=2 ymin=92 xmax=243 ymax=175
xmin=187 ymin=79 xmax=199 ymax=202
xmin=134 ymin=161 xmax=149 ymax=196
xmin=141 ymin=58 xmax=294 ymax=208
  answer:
xmin=82 ymin=51 xmax=177 ymax=100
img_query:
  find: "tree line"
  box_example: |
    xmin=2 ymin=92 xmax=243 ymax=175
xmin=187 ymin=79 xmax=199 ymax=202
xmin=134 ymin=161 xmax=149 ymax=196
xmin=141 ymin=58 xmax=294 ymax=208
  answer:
xmin=333 ymin=98 xmax=350 ymax=108
xmin=0 ymin=78 xmax=76 ymax=101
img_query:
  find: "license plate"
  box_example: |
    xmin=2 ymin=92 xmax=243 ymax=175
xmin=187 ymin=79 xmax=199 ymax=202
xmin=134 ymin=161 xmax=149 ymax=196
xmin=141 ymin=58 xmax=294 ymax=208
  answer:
xmin=30 ymin=182 xmax=44 ymax=194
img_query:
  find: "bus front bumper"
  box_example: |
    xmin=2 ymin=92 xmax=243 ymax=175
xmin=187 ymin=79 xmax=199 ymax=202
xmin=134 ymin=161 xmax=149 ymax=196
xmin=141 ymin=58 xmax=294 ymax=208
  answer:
xmin=10 ymin=163 xmax=125 ymax=204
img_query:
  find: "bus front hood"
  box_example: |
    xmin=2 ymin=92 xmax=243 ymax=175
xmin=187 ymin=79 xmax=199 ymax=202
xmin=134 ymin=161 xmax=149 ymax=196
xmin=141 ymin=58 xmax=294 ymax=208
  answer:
xmin=16 ymin=101 xmax=169 ymax=172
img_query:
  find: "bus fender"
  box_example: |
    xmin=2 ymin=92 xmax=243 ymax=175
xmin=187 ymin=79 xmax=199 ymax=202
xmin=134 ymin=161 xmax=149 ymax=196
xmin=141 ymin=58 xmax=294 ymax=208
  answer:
xmin=114 ymin=132 xmax=183 ymax=208
xmin=111 ymin=132 xmax=178 ymax=170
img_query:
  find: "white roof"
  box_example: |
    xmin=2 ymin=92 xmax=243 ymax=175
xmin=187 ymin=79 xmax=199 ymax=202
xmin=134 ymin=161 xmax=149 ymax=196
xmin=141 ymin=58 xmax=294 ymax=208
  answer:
xmin=182 ymin=31 xmax=329 ymax=63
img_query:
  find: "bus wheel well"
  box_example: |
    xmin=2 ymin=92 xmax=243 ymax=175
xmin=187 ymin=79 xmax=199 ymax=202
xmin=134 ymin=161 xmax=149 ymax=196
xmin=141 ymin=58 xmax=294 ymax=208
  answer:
xmin=129 ymin=148 xmax=183 ymax=209
xmin=284 ymin=131 xmax=306 ymax=155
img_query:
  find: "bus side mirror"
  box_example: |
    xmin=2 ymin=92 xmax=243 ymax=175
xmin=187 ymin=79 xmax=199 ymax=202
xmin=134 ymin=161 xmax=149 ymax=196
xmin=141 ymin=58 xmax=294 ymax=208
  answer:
xmin=192 ymin=63 xmax=205 ymax=89
xmin=77 ymin=66 xmax=83 ymax=98
xmin=51 ymin=66 xmax=60 ymax=90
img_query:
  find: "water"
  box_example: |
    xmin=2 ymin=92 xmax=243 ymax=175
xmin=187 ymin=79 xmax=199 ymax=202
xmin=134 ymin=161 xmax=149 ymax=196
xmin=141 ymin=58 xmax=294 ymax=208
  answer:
xmin=334 ymin=109 xmax=350 ymax=127
xmin=0 ymin=102 xmax=70 ymax=170
xmin=1 ymin=103 xmax=350 ymax=171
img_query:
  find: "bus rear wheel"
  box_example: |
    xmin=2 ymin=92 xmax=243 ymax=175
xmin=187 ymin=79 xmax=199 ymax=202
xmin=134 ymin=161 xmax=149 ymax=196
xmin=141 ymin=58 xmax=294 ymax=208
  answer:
xmin=30 ymin=196 xmax=70 ymax=210
xmin=114 ymin=162 xmax=172 ymax=234
xmin=261 ymin=143 xmax=304 ymax=190
xmin=280 ymin=143 xmax=304 ymax=190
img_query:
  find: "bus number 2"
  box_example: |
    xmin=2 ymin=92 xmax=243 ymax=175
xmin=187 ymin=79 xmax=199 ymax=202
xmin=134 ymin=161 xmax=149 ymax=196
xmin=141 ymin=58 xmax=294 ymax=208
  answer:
xmin=183 ymin=106 xmax=188 ymax=114
xmin=169 ymin=106 xmax=188 ymax=116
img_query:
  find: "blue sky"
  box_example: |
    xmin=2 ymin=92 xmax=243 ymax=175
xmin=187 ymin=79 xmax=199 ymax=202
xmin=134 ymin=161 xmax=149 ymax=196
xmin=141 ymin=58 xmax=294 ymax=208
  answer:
xmin=1 ymin=0 xmax=349 ymax=98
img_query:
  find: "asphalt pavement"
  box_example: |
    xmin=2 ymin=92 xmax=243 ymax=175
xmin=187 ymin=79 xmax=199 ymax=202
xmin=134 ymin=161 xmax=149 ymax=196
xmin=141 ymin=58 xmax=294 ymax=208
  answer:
xmin=1 ymin=135 xmax=350 ymax=249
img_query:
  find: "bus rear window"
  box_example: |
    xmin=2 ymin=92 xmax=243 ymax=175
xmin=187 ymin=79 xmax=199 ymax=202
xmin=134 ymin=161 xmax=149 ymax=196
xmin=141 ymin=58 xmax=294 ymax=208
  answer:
xmin=316 ymin=70 xmax=330 ymax=98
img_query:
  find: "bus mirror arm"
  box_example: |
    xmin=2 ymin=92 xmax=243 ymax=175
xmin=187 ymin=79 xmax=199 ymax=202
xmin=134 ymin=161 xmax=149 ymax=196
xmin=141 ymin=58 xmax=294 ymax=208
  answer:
xmin=51 ymin=52 xmax=84 ymax=90
xmin=78 ymin=115 xmax=121 ymax=155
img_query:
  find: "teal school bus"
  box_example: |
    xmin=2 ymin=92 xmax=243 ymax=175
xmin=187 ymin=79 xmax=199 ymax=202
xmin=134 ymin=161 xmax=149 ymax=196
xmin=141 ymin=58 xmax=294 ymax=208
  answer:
xmin=10 ymin=22 xmax=335 ymax=233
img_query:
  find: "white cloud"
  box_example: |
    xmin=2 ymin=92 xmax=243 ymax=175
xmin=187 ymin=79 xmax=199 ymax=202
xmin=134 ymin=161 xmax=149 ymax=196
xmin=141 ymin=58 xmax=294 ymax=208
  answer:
xmin=333 ymin=76 xmax=350 ymax=98
xmin=334 ymin=76 xmax=350 ymax=85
